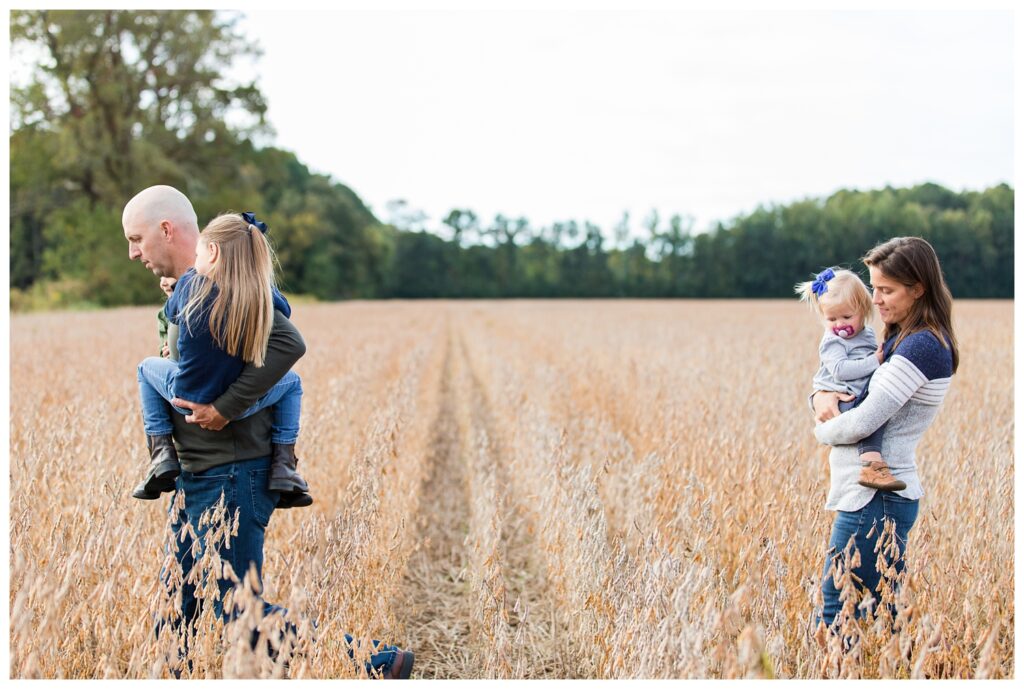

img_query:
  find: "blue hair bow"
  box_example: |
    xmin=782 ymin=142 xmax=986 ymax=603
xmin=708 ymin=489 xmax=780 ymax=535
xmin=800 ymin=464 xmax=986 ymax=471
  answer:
xmin=241 ymin=211 xmax=269 ymax=234
xmin=810 ymin=268 xmax=835 ymax=297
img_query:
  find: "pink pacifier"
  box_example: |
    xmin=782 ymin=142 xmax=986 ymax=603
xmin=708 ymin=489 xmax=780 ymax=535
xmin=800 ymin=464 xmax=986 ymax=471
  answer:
xmin=832 ymin=324 xmax=856 ymax=339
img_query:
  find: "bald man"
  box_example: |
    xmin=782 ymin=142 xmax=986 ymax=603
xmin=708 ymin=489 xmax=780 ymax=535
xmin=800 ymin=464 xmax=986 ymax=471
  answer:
xmin=123 ymin=185 xmax=311 ymax=668
xmin=121 ymin=186 xmax=413 ymax=678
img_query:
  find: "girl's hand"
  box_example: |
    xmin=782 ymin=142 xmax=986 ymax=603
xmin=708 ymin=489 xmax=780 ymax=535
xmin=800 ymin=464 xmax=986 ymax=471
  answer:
xmin=812 ymin=390 xmax=855 ymax=423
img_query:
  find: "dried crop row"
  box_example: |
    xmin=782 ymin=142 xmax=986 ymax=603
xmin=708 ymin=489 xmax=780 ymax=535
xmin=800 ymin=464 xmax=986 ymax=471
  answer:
xmin=257 ymin=308 xmax=447 ymax=679
xmin=460 ymin=300 xmax=1013 ymax=678
xmin=461 ymin=311 xmax=726 ymax=678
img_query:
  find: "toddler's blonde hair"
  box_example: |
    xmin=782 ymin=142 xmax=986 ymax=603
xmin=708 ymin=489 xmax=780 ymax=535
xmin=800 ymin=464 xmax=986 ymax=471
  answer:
xmin=795 ymin=268 xmax=874 ymax=323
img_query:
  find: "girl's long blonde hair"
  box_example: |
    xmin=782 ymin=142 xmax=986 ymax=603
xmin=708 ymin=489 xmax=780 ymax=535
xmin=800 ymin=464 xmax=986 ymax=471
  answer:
xmin=180 ymin=213 xmax=276 ymax=367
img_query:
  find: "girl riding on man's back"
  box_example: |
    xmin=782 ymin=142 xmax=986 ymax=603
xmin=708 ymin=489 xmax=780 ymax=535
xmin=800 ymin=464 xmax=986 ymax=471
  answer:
xmin=133 ymin=212 xmax=313 ymax=509
xmin=796 ymin=268 xmax=905 ymax=492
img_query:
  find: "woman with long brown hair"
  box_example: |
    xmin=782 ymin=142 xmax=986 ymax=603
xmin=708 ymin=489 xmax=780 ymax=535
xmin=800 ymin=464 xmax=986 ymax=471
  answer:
xmin=810 ymin=236 xmax=958 ymax=636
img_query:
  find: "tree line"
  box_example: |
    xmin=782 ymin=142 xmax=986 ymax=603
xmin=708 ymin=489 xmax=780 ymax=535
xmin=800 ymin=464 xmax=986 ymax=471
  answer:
xmin=10 ymin=10 xmax=1013 ymax=309
xmin=383 ymin=182 xmax=1012 ymax=300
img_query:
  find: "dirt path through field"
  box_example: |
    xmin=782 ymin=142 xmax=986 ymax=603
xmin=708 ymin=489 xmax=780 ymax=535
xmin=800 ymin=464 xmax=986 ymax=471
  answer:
xmin=398 ymin=326 xmax=475 ymax=678
xmin=397 ymin=319 xmax=563 ymax=679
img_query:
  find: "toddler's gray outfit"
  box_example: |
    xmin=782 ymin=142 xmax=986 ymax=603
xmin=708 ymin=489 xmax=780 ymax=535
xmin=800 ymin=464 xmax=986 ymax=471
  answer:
xmin=812 ymin=326 xmax=879 ymax=397
xmin=811 ymin=325 xmax=884 ymax=456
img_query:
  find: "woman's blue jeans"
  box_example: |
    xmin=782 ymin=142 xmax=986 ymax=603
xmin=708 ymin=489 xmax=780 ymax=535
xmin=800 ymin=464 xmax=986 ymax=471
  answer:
xmin=157 ymin=456 xmax=400 ymax=675
xmin=819 ymin=490 xmax=919 ymax=629
xmin=137 ymin=356 xmax=302 ymax=443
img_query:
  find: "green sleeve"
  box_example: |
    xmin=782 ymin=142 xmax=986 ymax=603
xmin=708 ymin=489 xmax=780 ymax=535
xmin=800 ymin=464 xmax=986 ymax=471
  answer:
xmin=211 ymin=310 xmax=306 ymax=420
xmin=157 ymin=308 xmax=169 ymax=354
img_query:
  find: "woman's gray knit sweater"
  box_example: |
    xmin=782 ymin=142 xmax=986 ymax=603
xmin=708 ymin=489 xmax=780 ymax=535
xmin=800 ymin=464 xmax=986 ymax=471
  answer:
xmin=814 ymin=330 xmax=954 ymax=512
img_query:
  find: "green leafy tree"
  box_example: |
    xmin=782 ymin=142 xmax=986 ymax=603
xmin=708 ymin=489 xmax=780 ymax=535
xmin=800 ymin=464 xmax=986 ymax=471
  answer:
xmin=11 ymin=10 xmax=267 ymax=203
xmin=11 ymin=10 xmax=393 ymax=307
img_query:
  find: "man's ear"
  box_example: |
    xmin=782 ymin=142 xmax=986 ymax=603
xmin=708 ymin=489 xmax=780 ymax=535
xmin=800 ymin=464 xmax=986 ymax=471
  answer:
xmin=160 ymin=220 xmax=173 ymax=241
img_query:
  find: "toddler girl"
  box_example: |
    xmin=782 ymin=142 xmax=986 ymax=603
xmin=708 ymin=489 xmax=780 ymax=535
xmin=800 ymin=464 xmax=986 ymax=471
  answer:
xmin=133 ymin=212 xmax=313 ymax=508
xmin=796 ymin=267 xmax=905 ymax=492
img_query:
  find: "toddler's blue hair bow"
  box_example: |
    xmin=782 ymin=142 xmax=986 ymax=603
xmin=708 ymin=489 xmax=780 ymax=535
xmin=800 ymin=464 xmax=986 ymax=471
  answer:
xmin=242 ymin=211 xmax=269 ymax=234
xmin=810 ymin=268 xmax=835 ymax=297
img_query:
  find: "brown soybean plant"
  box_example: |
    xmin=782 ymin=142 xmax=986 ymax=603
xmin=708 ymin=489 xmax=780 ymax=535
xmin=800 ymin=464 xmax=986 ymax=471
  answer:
xmin=8 ymin=300 xmax=1012 ymax=678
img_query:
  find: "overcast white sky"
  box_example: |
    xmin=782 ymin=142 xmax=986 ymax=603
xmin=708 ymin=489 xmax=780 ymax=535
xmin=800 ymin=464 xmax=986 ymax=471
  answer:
xmin=230 ymin=8 xmax=1012 ymax=236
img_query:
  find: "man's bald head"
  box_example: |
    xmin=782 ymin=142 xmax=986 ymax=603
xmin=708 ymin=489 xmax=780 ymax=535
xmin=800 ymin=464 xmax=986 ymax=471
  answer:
xmin=122 ymin=185 xmax=199 ymax=235
xmin=122 ymin=185 xmax=200 ymax=278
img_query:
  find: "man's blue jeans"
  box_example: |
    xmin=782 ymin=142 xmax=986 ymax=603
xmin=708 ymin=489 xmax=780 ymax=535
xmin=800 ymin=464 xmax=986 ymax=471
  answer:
xmin=158 ymin=456 xmax=400 ymax=675
xmin=137 ymin=356 xmax=302 ymax=443
xmin=819 ymin=490 xmax=919 ymax=629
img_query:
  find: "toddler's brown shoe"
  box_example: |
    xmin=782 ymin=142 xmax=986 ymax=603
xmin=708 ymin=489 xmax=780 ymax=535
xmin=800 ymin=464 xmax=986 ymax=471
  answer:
xmin=858 ymin=460 xmax=907 ymax=492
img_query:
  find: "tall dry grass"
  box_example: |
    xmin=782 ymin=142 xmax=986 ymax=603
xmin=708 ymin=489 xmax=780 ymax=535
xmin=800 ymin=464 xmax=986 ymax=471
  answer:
xmin=8 ymin=300 xmax=1013 ymax=678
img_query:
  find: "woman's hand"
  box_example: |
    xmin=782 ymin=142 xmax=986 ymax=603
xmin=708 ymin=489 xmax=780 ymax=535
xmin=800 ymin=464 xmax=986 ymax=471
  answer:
xmin=812 ymin=390 xmax=855 ymax=423
xmin=876 ymin=343 xmax=885 ymax=364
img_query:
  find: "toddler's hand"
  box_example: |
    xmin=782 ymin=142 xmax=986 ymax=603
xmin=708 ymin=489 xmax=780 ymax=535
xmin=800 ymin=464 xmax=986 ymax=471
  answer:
xmin=813 ymin=390 xmax=854 ymax=423
xmin=159 ymin=276 xmax=177 ymax=297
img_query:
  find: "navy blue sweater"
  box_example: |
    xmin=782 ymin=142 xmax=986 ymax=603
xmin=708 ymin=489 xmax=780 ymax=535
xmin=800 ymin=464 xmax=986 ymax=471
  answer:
xmin=165 ymin=268 xmax=292 ymax=404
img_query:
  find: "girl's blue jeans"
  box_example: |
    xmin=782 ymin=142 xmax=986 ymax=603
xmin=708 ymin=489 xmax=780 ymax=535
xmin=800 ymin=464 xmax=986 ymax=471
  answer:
xmin=157 ymin=457 xmax=400 ymax=675
xmin=137 ymin=356 xmax=301 ymax=444
xmin=819 ymin=490 xmax=919 ymax=629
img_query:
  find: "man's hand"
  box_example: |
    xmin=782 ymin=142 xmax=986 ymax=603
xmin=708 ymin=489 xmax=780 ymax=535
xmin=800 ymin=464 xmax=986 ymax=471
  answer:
xmin=812 ymin=390 xmax=856 ymax=424
xmin=171 ymin=397 xmax=229 ymax=431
